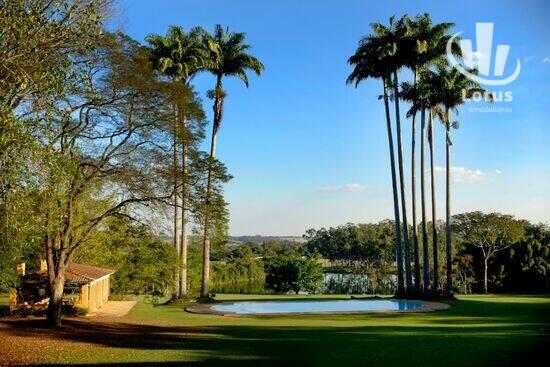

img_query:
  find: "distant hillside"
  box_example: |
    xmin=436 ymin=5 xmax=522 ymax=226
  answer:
xmin=157 ymin=234 xmax=306 ymax=245
xmin=229 ymin=235 xmax=306 ymax=245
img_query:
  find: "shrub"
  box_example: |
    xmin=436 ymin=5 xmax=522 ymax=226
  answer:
xmin=0 ymin=305 xmax=12 ymax=317
xmin=265 ymin=256 xmax=323 ymax=294
xmin=212 ymin=257 xmax=266 ymax=294
xmin=62 ymin=304 xmax=88 ymax=317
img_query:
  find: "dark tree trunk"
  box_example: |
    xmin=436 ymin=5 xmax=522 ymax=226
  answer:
xmin=420 ymin=107 xmax=430 ymax=292
xmin=47 ymin=274 xmax=65 ymax=327
xmin=392 ymin=70 xmax=412 ymax=293
xmin=383 ymin=77 xmax=404 ymax=296
xmin=483 ymin=258 xmax=489 ymax=294
xmin=45 ymin=243 xmax=67 ymax=328
xmin=429 ymin=110 xmax=439 ymax=292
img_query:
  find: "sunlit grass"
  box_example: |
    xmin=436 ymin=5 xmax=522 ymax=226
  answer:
xmin=1 ymin=294 xmax=548 ymax=366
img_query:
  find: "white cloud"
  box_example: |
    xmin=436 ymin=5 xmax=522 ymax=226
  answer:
xmin=320 ymin=183 xmax=366 ymax=192
xmin=523 ymin=56 xmax=534 ymax=62
xmin=434 ymin=166 xmax=501 ymax=183
xmin=543 ymin=57 xmax=550 ymax=63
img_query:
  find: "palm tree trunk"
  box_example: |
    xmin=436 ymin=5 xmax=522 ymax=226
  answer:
xmin=383 ymin=77 xmax=405 ymax=296
xmin=200 ymin=126 xmax=217 ymax=298
xmin=420 ymin=106 xmax=430 ymax=292
xmin=445 ymin=110 xmax=453 ymax=295
xmin=429 ymin=109 xmax=439 ymax=292
xmin=410 ymin=71 xmax=420 ymax=291
xmin=201 ymin=79 xmax=223 ymax=298
xmin=179 ymin=114 xmax=188 ymax=297
xmin=392 ymin=70 xmax=413 ymax=293
xmin=172 ymin=104 xmax=181 ymax=299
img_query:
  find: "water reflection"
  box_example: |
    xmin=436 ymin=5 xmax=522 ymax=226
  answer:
xmin=323 ymin=272 xmax=396 ymax=294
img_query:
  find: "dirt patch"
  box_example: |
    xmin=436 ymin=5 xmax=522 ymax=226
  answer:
xmin=86 ymin=301 xmax=136 ymax=318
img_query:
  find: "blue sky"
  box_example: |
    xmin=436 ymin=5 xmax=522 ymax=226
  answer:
xmin=115 ymin=0 xmax=550 ymax=235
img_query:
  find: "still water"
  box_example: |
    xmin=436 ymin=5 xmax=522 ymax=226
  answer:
xmin=211 ymin=299 xmax=423 ymax=314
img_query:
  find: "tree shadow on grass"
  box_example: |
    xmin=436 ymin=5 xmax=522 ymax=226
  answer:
xmin=1 ymin=297 xmax=548 ymax=367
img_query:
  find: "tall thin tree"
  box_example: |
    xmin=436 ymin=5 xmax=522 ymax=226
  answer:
xmin=401 ymin=14 xmax=456 ymax=291
xmin=371 ymin=16 xmax=414 ymax=291
xmin=199 ymin=25 xmax=263 ymax=298
xmin=147 ymin=25 xmax=205 ymax=298
xmin=347 ymin=40 xmax=406 ymax=295
xmin=429 ymin=66 xmax=487 ymax=295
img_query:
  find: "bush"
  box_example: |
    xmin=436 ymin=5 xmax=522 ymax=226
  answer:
xmin=265 ymin=256 xmax=323 ymax=294
xmin=0 ymin=305 xmax=12 ymax=317
xmin=62 ymin=304 xmax=88 ymax=317
xmin=212 ymin=257 xmax=265 ymax=294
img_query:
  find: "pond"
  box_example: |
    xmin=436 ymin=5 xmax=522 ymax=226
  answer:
xmin=323 ymin=272 xmax=396 ymax=294
xmin=204 ymin=299 xmax=429 ymax=315
xmin=211 ymin=272 xmax=397 ymax=295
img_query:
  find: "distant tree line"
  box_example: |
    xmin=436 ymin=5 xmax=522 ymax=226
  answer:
xmin=304 ymin=213 xmax=549 ymax=294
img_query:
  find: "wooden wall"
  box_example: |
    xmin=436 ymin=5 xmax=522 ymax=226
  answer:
xmin=76 ymin=276 xmax=110 ymax=311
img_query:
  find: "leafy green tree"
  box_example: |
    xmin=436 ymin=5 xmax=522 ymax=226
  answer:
xmin=453 ymin=212 xmax=526 ymax=293
xmin=73 ymin=217 xmax=178 ymax=295
xmin=304 ymin=222 xmax=395 ymax=271
xmin=23 ymin=33 xmax=177 ymax=326
xmin=487 ymin=222 xmax=550 ymax=292
xmin=212 ymin=256 xmax=265 ymax=294
xmin=453 ymin=254 xmax=476 ymax=294
xmin=0 ymin=0 xmax=109 ymax=293
xmin=199 ymin=25 xmax=264 ymax=298
xmin=0 ymin=109 xmax=43 ymax=290
xmin=265 ymin=256 xmax=323 ymax=294
xmin=517 ymin=224 xmax=550 ymax=289
xmin=0 ymin=0 xmax=109 ymax=110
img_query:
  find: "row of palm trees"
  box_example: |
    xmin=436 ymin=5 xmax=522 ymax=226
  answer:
xmin=147 ymin=25 xmax=263 ymax=298
xmin=348 ymin=14 xmax=486 ymax=296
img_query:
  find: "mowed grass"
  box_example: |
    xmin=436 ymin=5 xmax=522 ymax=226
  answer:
xmin=0 ymin=294 xmax=548 ymax=366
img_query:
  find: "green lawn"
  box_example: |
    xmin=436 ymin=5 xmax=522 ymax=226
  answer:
xmin=1 ymin=294 xmax=548 ymax=366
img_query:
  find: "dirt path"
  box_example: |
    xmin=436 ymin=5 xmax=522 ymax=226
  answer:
xmin=86 ymin=301 xmax=136 ymax=317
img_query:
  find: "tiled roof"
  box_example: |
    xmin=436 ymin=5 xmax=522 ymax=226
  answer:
xmin=22 ymin=263 xmax=114 ymax=284
xmin=65 ymin=263 xmax=115 ymax=283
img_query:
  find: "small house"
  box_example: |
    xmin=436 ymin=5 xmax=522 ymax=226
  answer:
xmin=19 ymin=260 xmax=115 ymax=311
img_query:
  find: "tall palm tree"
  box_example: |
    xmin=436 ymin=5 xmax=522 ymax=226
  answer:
xmin=347 ymin=39 xmax=405 ymax=295
xmin=371 ymin=16 xmax=414 ymax=291
xmin=400 ymin=78 xmax=428 ymax=290
xmin=401 ymin=14 xmax=456 ymax=292
xmin=429 ymin=66 xmax=487 ymax=295
xmin=199 ymin=25 xmax=264 ymax=298
xmin=147 ymin=25 xmax=205 ymax=298
xmin=413 ymin=68 xmax=444 ymax=293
